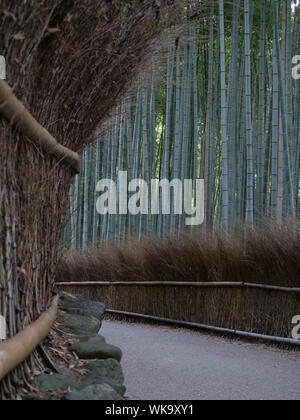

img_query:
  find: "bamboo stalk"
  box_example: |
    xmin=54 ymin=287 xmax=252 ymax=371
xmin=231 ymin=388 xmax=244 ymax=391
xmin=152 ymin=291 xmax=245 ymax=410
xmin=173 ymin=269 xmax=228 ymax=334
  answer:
xmin=243 ymin=282 xmax=300 ymax=292
xmin=0 ymin=296 xmax=59 ymax=381
xmin=55 ymin=281 xmax=300 ymax=293
xmin=273 ymin=0 xmax=295 ymax=215
xmin=0 ymin=80 xmax=80 ymax=173
xmin=105 ymin=309 xmax=300 ymax=346
xmin=57 ymin=281 xmax=243 ymax=287
xmin=244 ymin=0 xmax=254 ymax=224
xmin=219 ymin=0 xmax=229 ymax=231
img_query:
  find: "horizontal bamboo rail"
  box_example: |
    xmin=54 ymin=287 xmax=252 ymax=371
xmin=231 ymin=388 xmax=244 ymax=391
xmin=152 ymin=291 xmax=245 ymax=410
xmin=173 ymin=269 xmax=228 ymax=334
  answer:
xmin=0 ymin=80 xmax=80 ymax=173
xmin=55 ymin=281 xmax=300 ymax=293
xmin=106 ymin=309 xmax=300 ymax=347
xmin=0 ymin=296 xmax=59 ymax=381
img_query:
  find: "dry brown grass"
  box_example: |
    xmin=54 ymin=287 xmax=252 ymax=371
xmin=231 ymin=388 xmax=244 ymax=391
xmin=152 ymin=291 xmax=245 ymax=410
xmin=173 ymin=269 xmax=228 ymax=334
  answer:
xmin=57 ymin=222 xmax=300 ymax=339
xmin=0 ymin=0 xmax=179 ymax=399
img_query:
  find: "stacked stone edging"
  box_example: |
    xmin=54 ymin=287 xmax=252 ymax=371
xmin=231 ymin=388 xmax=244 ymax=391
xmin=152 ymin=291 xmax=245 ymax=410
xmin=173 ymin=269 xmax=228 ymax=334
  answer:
xmin=25 ymin=292 xmax=125 ymax=401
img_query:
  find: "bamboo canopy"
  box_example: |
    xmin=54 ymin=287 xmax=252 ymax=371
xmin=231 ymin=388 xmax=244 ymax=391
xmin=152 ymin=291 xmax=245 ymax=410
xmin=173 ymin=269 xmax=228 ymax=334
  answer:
xmin=0 ymin=80 xmax=81 ymax=173
xmin=0 ymin=296 xmax=59 ymax=382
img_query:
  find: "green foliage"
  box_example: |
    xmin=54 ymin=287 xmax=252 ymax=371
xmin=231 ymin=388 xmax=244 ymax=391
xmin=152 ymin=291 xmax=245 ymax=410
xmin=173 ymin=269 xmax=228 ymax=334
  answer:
xmin=64 ymin=0 xmax=300 ymax=248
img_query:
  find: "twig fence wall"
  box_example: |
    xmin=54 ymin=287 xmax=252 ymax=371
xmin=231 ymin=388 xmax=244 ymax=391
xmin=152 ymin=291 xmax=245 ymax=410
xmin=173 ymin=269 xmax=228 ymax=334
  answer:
xmin=0 ymin=80 xmax=78 ymax=398
xmin=0 ymin=80 xmax=80 ymax=399
xmin=0 ymin=0 xmax=178 ymax=400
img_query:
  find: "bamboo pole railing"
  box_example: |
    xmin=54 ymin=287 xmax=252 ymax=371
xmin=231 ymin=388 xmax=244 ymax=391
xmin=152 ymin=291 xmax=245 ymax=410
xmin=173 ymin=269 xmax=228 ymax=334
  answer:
xmin=0 ymin=296 xmax=59 ymax=381
xmin=0 ymin=80 xmax=80 ymax=173
xmin=105 ymin=309 xmax=300 ymax=347
xmin=55 ymin=281 xmax=300 ymax=293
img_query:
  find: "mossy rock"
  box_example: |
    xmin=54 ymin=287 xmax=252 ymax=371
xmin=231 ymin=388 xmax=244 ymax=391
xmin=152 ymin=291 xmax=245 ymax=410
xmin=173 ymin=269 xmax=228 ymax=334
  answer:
xmin=36 ymin=372 xmax=78 ymax=392
xmin=61 ymin=312 xmax=101 ymax=336
xmin=76 ymin=334 xmax=106 ymax=344
xmin=23 ymin=393 xmax=57 ymax=401
xmin=70 ymin=337 xmax=122 ymax=362
xmin=79 ymin=359 xmax=126 ymax=396
xmin=59 ymin=292 xmax=106 ymax=321
xmin=66 ymin=384 xmax=123 ymax=401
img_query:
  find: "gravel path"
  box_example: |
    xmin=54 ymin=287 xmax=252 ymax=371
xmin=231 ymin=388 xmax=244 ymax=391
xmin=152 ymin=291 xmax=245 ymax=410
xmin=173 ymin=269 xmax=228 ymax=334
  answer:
xmin=101 ymin=320 xmax=300 ymax=400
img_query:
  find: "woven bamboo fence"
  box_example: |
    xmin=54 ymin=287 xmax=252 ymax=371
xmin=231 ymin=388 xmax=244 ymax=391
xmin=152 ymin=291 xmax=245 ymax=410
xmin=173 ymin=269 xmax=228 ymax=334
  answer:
xmin=57 ymin=280 xmax=300 ymax=343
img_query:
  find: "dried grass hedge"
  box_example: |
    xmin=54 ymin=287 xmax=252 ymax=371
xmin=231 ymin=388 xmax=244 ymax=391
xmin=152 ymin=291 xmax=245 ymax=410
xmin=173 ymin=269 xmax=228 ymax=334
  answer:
xmin=0 ymin=0 xmax=178 ymax=399
xmin=57 ymin=223 xmax=300 ymax=340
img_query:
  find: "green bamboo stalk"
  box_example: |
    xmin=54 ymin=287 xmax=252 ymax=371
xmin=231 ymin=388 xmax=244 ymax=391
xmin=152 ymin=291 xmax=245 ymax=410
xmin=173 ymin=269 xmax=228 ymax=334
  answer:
xmin=271 ymin=40 xmax=280 ymax=219
xmin=244 ymin=0 xmax=254 ymax=224
xmin=273 ymin=0 xmax=296 ymax=216
xmin=219 ymin=0 xmax=229 ymax=231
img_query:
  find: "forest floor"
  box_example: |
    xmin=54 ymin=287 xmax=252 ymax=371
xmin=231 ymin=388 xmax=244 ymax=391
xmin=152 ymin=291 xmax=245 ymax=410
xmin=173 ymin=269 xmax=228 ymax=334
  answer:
xmin=101 ymin=320 xmax=300 ymax=401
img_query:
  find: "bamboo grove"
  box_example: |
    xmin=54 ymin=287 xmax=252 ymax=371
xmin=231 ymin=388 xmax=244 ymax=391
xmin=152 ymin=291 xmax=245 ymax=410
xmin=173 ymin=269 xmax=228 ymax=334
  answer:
xmin=64 ymin=0 xmax=300 ymax=249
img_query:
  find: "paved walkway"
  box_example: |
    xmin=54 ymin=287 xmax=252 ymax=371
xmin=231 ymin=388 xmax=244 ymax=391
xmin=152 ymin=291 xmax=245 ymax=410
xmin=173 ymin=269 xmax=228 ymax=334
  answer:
xmin=101 ymin=320 xmax=300 ymax=400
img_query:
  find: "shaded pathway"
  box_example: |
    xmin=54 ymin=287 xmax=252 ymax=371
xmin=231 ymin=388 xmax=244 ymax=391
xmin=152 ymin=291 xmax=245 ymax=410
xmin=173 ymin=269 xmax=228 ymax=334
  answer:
xmin=101 ymin=320 xmax=300 ymax=400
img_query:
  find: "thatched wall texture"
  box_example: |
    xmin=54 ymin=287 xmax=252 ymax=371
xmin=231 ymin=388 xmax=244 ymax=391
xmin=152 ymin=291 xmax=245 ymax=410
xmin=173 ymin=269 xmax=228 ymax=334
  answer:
xmin=57 ymin=224 xmax=300 ymax=341
xmin=0 ymin=0 xmax=177 ymax=399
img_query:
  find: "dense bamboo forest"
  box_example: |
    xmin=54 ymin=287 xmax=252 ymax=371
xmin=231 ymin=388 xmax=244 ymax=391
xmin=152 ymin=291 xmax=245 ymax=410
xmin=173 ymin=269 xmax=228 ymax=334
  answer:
xmin=6 ymin=0 xmax=300 ymax=402
xmin=64 ymin=0 xmax=300 ymax=249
